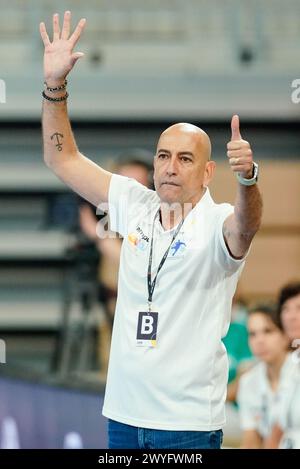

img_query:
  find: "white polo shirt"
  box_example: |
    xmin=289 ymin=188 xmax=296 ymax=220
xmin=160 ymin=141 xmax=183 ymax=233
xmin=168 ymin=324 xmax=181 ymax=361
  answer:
xmin=278 ymin=353 xmax=300 ymax=448
xmin=237 ymin=354 xmax=295 ymax=439
xmin=102 ymin=174 xmax=247 ymax=431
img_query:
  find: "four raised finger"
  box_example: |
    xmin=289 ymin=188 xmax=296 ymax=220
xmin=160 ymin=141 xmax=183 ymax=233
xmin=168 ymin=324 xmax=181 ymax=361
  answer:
xmin=53 ymin=13 xmax=60 ymax=41
xmin=69 ymin=18 xmax=86 ymax=48
xmin=39 ymin=22 xmax=50 ymax=46
xmin=40 ymin=12 xmax=86 ymax=47
xmin=61 ymin=10 xmax=71 ymax=40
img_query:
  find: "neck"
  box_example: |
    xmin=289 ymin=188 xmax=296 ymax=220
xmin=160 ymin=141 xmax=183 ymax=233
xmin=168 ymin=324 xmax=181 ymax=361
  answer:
xmin=266 ymin=352 xmax=287 ymax=391
xmin=159 ymin=186 xmax=206 ymax=230
xmin=160 ymin=206 xmax=184 ymax=231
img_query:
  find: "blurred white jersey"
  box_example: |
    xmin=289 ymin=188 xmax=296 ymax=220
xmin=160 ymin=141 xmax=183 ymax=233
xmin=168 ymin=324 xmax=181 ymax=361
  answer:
xmin=279 ymin=351 xmax=300 ymax=448
xmin=237 ymin=353 xmax=295 ymax=439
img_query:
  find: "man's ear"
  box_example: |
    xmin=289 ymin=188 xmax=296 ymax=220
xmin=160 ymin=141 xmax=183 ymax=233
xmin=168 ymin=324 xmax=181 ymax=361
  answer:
xmin=153 ymin=154 xmax=157 ymax=183
xmin=203 ymin=160 xmax=216 ymax=186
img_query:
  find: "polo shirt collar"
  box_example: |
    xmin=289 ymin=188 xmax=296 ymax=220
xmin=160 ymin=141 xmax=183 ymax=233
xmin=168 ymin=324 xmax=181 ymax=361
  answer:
xmin=147 ymin=186 xmax=215 ymax=231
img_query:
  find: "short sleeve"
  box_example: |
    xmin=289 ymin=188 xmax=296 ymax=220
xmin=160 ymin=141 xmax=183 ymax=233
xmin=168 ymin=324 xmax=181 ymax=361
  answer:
xmin=214 ymin=203 xmax=251 ymax=272
xmin=108 ymin=174 xmax=155 ymax=237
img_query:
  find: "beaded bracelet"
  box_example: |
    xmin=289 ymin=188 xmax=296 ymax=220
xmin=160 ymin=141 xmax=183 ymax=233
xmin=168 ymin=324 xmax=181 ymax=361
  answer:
xmin=42 ymin=91 xmax=69 ymax=102
xmin=44 ymin=79 xmax=68 ymax=92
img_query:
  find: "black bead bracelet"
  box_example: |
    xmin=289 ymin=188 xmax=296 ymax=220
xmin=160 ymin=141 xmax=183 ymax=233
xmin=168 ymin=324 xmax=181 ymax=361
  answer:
xmin=44 ymin=79 xmax=68 ymax=92
xmin=42 ymin=91 xmax=69 ymax=102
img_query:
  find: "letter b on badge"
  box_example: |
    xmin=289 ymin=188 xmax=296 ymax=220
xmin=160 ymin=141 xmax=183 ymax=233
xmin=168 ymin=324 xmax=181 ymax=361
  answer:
xmin=136 ymin=311 xmax=158 ymax=347
xmin=141 ymin=315 xmax=153 ymax=334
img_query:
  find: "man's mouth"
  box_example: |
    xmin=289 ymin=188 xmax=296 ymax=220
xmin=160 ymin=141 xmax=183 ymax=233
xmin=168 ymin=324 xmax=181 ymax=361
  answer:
xmin=161 ymin=182 xmax=180 ymax=186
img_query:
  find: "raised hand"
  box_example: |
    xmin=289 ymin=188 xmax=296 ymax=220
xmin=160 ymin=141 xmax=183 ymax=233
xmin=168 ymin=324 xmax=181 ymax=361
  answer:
xmin=227 ymin=115 xmax=254 ymax=178
xmin=39 ymin=11 xmax=86 ymax=85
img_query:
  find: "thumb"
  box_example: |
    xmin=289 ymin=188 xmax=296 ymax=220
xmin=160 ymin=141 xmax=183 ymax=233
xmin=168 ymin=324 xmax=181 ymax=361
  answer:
xmin=231 ymin=114 xmax=242 ymax=141
xmin=70 ymin=52 xmax=85 ymax=67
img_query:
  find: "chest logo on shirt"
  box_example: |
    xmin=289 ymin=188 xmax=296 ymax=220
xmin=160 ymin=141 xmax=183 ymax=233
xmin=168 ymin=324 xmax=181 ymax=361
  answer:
xmin=128 ymin=226 xmax=149 ymax=251
xmin=170 ymin=239 xmax=186 ymax=256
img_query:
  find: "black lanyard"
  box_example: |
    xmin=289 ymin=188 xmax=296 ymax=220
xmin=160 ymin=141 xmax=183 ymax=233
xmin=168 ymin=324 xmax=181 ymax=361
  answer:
xmin=147 ymin=209 xmax=184 ymax=310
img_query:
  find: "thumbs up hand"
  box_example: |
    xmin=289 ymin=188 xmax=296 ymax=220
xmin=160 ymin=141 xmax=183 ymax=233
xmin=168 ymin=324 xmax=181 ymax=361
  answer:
xmin=227 ymin=115 xmax=254 ymax=179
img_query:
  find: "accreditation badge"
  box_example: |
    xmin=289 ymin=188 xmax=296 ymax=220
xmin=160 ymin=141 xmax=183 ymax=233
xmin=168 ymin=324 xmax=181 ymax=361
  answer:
xmin=136 ymin=311 xmax=158 ymax=347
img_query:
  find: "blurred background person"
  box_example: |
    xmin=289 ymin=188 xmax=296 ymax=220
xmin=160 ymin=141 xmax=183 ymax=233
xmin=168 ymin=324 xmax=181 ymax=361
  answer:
xmin=79 ymin=154 xmax=153 ymax=373
xmin=224 ymin=289 xmax=253 ymax=404
xmin=237 ymin=304 xmax=291 ymax=448
xmin=266 ymin=282 xmax=300 ymax=449
xmin=222 ymin=290 xmax=253 ymax=446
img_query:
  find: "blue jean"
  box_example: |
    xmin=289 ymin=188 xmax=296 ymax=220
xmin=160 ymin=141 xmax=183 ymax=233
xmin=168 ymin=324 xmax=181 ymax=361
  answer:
xmin=108 ymin=419 xmax=223 ymax=449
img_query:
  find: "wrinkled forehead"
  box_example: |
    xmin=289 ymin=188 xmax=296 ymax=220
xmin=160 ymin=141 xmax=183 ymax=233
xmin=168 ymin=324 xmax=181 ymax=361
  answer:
xmin=156 ymin=126 xmax=211 ymax=161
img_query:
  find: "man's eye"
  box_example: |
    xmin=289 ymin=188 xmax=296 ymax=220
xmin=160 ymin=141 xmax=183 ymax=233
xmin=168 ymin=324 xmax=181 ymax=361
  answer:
xmin=181 ymin=157 xmax=191 ymax=162
xmin=158 ymin=154 xmax=167 ymax=159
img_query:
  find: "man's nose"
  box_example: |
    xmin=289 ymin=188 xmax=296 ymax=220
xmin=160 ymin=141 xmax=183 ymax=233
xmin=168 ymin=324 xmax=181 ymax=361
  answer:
xmin=166 ymin=157 xmax=178 ymax=176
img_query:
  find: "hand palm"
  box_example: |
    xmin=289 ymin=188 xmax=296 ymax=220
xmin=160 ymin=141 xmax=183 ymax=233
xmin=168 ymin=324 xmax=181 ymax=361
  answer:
xmin=44 ymin=40 xmax=73 ymax=80
xmin=40 ymin=11 xmax=86 ymax=83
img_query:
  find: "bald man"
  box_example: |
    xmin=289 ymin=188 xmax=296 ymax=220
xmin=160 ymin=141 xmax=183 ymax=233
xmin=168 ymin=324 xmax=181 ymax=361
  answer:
xmin=40 ymin=11 xmax=262 ymax=449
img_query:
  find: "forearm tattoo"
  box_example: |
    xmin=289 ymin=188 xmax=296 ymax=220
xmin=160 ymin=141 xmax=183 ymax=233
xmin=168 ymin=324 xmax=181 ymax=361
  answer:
xmin=50 ymin=132 xmax=64 ymax=151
